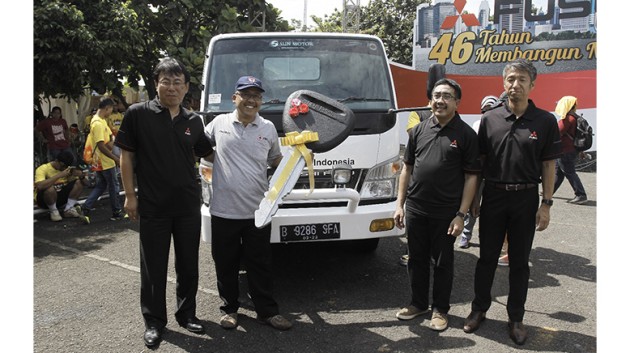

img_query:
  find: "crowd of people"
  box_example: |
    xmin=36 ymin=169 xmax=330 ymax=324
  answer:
xmin=34 ymin=95 xmax=129 ymax=223
xmin=34 ymin=57 xmax=591 ymax=348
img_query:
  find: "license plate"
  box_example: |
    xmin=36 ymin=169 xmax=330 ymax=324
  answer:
xmin=280 ymin=223 xmax=341 ymax=241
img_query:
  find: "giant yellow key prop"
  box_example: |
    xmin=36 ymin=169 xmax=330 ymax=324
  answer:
xmin=255 ymin=130 xmax=319 ymax=228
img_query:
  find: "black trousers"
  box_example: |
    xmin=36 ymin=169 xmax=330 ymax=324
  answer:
xmin=406 ymin=212 xmax=456 ymax=314
xmin=211 ymin=216 xmax=279 ymax=319
xmin=472 ymin=186 xmax=538 ymax=322
xmin=139 ymin=213 xmax=201 ymax=329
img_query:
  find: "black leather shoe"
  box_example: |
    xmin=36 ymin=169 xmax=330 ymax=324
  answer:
xmin=179 ymin=317 xmax=205 ymax=333
xmin=143 ymin=327 xmax=162 ymax=347
xmin=508 ymin=321 xmax=527 ymax=345
xmin=463 ymin=311 xmax=486 ymax=333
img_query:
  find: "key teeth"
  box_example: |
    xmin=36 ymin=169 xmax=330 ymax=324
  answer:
xmin=255 ymin=198 xmax=278 ymax=228
xmin=254 ymin=210 xmax=268 ymax=228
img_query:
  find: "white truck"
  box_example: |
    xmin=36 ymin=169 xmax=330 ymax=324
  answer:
xmin=198 ymin=32 xmax=406 ymax=251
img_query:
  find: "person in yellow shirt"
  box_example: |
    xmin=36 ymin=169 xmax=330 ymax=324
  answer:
xmin=107 ymin=99 xmax=126 ymax=162
xmin=81 ymin=97 xmax=125 ymax=220
xmin=405 ymin=105 xmax=432 ymax=132
xmin=83 ymin=108 xmax=97 ymax=135
xmin=108 ymin=99 xmax=126 ymax=137
xmin=34 ymin=150 xmax=88 ymax=223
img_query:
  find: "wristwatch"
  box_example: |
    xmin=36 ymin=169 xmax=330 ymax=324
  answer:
xmin=455 ymin=211 xmax=466 ymax=219
xmin=541 ymin=199 xmax=553 ymax=206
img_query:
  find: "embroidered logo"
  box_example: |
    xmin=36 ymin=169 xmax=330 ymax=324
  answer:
xmin=450 ymin=139 xmax=458 ymax=148
xmin=529 ymin=131 xmax=538 ymax=140
xmin=184 ymin=127 xmax=191 ymax=136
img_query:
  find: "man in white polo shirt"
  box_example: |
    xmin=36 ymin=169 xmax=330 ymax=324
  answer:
xmin=205 ymin=76 xmax=292 ymax=331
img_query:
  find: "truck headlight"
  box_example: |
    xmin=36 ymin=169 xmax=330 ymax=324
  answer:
xmin=199 ymin=161 xmax=213 ymax=205
xmin=359 ymin=158 xmax=401 ymax=199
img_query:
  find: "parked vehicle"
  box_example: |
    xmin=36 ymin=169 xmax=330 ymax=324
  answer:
xmin=198 ymin=32 xmax=406 ymax=251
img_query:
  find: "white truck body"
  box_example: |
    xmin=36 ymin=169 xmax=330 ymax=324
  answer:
xmin=199 ymin=32 xmax=406 ymax=249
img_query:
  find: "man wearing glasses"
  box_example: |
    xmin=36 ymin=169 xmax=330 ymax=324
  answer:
xmin=116 ymin=58 xmax=214 ymax=347
xmin=204 ymin=76 xmax=292 ymax=331
xmin=394 ymin=78 xmax=480 ymax=332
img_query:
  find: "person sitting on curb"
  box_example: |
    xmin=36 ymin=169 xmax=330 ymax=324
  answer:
xmin=34 ymin=150 xmax=89 ymax=223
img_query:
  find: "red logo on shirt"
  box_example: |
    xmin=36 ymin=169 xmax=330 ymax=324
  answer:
xmin=450 ymin=139 xmax=458 ymax=148
xmin=529 ymin=131 xmax=538 ymax=140
xmin=184 ymin=128 xmax=191 ymax=136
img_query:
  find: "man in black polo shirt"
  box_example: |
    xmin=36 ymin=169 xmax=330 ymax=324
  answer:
xmin=115 ymin=58 xmax=214 ymax=347
xmin=394 ymin=78 xmax=480 ymax=332
xmin=463 ymin=59 xmax=561 ymax=345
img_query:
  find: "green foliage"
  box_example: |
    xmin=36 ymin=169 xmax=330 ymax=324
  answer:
xmin=312 ymin=0 xmax=427 ymax=66
xmin=359 ymin=0 xmax=425 ymax=66
xmin=311 ymin=12 xmax=343 ymax=33
xmin=34 ymin=0 xmax=144 ymax=103
xmin=34 ymin=0 xmax=291 ymax=105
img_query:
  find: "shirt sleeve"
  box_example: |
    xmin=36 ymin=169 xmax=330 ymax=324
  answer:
xmin=114 ymin=109 xmax=136 ymax=151
xmin=267 ymin=128 xmax=282 ymax=166
xmin=462 ymin=128 xmax=481 ymax=173
xmin=192 ymin=115 xmax=214 ymax=157
xmin=34 ymin=165 xmax=47 ymax=184
xmin=477 ymin=116 xmax=488 ymax=156
xmin=403 ymin=126 xmax=417 ymax=165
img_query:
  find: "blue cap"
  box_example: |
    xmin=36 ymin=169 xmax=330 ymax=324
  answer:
xmin=235 ymin=76 xmax=265 ymax=92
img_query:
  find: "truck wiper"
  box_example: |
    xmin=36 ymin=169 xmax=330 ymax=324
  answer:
xmin=262 ymin=99 xmax=285 ymax=105
xmin=338 ymin=97 xmax=390 ymax=103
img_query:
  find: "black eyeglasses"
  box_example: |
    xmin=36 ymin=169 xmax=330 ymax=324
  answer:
xmin=236 ymin=92 xmax=263 ymax=101
xmin=432 ymin=92 xmax=456 ymax=101
xmin=158 ymin=79 xmax=186 ymax=87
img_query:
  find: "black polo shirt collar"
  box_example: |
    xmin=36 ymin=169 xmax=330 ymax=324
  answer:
xmin=429 ymin=112 xmax=465 ymax=130
xmin=497 ymin=99 xmax=537 ymax=122
xmin=148 ymin=97 xmax=193 ymax=120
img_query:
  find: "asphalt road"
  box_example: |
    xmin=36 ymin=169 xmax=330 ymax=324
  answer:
xmin=32 ymin=172 xmax=597 ymax=353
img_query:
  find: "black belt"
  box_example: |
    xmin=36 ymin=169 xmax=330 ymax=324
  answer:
xmin=486 ymin=182 xmax=538 ymax=191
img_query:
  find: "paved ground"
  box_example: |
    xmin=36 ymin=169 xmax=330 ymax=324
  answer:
xmin=29 ymin=171 xmax=598 ymax=353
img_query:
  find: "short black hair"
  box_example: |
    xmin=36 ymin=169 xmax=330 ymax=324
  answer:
xmin=432 ymin=78 xmax=462 ymax=100
xmin=56 ymin=150 xmax=75 ymax=167
xmin=503 ymin=58 xmax=537 ymax=82
xmin=98 ymin=97 xmax=115 ymax=109
xmin=153 ymin=57 xmax=190 ymax=83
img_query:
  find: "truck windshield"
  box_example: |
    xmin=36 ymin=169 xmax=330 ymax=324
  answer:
xmin=204 ymin=36 xmax=395 ymax=113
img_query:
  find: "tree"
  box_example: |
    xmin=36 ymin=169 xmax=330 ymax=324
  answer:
xmin=34 ymin=0 xmax=291 ymax=114
xmin=312 ymin=12 xmax=343 ymax=33
xmin=34 ymin=0 xmax=143 ymax=114
xmin=128 ymin=0 xmax=290 ymax=101
xmin=311 ymin=0 xmax=426 ymax=66
xmin=359 ymin=0 xmax=425 ymax=66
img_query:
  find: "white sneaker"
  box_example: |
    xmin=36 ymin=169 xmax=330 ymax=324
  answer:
xmin=50 ymin=209 xmax=62 ymax=222
xmin=219 ymin=313 xmax=238 ymax=329
xmin=429 ymin=311 xmax=448 ymax=331
xmin=63 ymin=207 xmax=80 ymax=218
xmin=396 ymin=305 xmax=431 ymax=320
